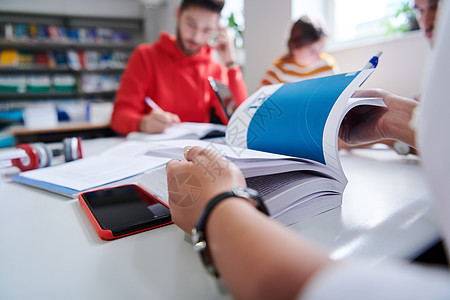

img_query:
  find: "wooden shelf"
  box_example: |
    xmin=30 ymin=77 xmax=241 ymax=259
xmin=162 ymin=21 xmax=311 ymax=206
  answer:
xmin=0 ymin=11 xmax=141 ymax=141
xmin=0 ymin=66 xmax=125 ymax=73
xmin=0 ymin=90 xmax=116 ymax=100
xmin=0 ymin=66 xmax=71 ymax=73
xmin=0 ymin=39 xmax=136 ymax=50
xmin=9 ymin=122 xmax=110 ymax=135
xmin=9 ymin=122 xmax=116 ymax=143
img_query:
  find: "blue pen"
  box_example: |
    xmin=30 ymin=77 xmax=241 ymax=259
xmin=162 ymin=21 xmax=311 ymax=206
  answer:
xmin=145 ymin=97 xmax=163 ymax=111
xmin=363 ymin=51 xmax=382 ymax=69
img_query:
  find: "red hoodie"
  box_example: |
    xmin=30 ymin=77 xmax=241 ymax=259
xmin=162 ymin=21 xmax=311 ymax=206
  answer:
xmin=110 ymin=32 xmax=248 ymax=135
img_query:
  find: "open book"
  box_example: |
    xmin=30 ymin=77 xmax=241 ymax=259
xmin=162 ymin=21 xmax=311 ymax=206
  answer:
xmin=10 ymin=123 xmax=225 ymax=198
xmin=11 ymin=141 xmax=173 ymax=197
xmin=11 ymin=68 xmax=382 ymax=226
xmin=138 ymin=68 xmax=385 ymax=226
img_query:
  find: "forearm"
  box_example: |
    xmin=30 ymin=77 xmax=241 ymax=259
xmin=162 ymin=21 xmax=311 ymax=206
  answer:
xmin=206 ymin=198 xmax=333 ymax=300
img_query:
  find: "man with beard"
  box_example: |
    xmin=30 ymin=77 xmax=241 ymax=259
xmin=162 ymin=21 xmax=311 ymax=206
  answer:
xmin=111 ymin=0 xmax=247 ymax=135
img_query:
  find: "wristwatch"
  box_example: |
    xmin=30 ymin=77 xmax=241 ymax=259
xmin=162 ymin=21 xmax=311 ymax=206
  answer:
xmin=393 ymin=141 xmax=411 ymax=155
xmin=191 ymin=187 xmax=270 ymax=277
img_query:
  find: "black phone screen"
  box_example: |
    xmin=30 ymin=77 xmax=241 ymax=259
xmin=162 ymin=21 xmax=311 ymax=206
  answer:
xmin=81 ymin=185 xmax=171 ymax=237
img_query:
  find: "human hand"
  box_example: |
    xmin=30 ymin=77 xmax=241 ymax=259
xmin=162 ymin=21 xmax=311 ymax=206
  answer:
xmin=166 ymin=146 xmax=246 ymax=233
xmin=214 ymin=26 xmax=237 ymax=68
xmin=340 ymin=89 xmax=418 ymax=147
xmin=139 ymin=110 xmax=180 ymax=134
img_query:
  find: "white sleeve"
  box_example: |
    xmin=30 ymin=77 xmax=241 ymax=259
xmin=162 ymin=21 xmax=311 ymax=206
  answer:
xmin=300 ymin=260 xmax=450 ymax=300
xmin=417 ymin=0 xmax=450 ymax=261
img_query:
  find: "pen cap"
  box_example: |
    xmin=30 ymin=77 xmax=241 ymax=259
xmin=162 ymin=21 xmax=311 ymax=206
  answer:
xmin=369 ymin=56 xmax=378 ymax=68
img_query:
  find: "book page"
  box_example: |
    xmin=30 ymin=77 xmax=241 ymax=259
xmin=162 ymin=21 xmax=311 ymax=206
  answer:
xmin=225 ymin=70 xmax=376 ymax=171
xmin=138 ymin=166 xmax=169 ymax=205
xmin=143 ymin=138 xmax=290 ymax=160
xmin=323 ymin=95 xmax=385 ymax=172
xmin=140 ymin=138 xmax=344 ymax=181
xmin=18 ymin=155 xmax=170 ymax=191
xmin=13 ymin=140 xmax=174 ymax=194
xmin=127 ymin=122 xmax=226 ymax=142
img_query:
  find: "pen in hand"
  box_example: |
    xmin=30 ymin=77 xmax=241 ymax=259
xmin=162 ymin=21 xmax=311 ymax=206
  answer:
xmin=145 ymin=97 xmax=164 ymax=111
xmin=140 ymin=96 xmax=181 ymax=134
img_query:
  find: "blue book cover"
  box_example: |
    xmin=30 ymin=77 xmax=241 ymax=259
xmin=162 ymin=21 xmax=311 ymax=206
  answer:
xmin=225 ymin=68 xmax=383 ymax=173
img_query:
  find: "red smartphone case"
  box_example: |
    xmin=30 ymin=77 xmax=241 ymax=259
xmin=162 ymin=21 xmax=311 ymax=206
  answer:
xmin=78 ymin=184 xmax=172 ymax=240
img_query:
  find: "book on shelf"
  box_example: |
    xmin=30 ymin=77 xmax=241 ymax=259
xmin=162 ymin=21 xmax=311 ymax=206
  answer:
xmin=11 ymin=66 xmax=383 ymax=226
xmin=1 ymin=22 xmax=134 ymax=45
xmin=0 ymin=50 xmax=19 ymax=66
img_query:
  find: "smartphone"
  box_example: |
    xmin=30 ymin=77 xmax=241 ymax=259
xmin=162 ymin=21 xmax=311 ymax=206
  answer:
xmin=79 ymin=184 xmax=172 ymax=240
xmin=208 ymin=77 xmax=237 ymax=121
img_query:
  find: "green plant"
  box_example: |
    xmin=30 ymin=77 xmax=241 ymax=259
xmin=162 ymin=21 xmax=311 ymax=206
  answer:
xmin=227 ymin=12 xmax=244 ymax=48
xmin=383 ymin=1 xmax=420 ymax=36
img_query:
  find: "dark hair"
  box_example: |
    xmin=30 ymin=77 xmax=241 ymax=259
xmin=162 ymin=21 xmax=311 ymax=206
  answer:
xmin=287 ymin=15 xmax=328 ymax=53
xmin=179 ymin=0 xmax=225 ymax=13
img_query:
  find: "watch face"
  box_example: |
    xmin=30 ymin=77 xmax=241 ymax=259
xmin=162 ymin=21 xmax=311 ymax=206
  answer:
xmin=393 ymin=141 xmax=411 ymax=155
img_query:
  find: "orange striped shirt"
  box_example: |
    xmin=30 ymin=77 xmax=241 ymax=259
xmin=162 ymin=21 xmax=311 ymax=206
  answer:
xmin=260 ymin=53 xmax=338 ymax=86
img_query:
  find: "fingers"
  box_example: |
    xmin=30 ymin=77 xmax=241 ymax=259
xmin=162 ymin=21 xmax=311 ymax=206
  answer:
xmin=141 ymin=110 xmax=181 ymax=133
xmin=215 ymin=26 xmax=228 ymax=41
xmin=170 ymin=113 xmax=181 ymax=123
xmin=148 ymin=118 xmax=170 ymax=133
xmin=159 ymin=111 xmax=180 ymax=124
xmin=214 ymin=27 xmax=236 ymax=64
xmin=217 ymin=26 xmax=227 ymax=34
xmin=183 ymin=145 xmax=196 ymax=161
xmin=166 ymin=158 xmax=187 ymax=182
xmin=183 ymin=146 xmax=222 ymax=164
xmin=352 ymin=88 xmax=387 ymax=99
xmin=166 ymin=158 xmax=184 ymax=171
xmin=152 ymin=111 xmax=176 ymax=125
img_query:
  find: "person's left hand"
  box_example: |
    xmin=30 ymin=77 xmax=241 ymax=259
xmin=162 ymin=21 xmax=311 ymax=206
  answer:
xmin=166 ymin=146 xmax=246 ymax=233
xmin=214 ymin=26 xmax=237 ymax=68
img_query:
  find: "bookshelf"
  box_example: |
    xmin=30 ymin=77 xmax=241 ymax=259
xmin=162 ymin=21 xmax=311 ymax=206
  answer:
xmin=0 ymin=11 xmax=143 ymax=142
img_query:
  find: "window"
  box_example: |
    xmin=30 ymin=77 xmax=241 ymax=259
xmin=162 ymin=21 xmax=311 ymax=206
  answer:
xmin=292 ymin=0 xmax=418 ymax=45
xmin=222 ymin=0 xmax=244 ymax=26
xmin=221 ymin=0 xmax=244 ymax=48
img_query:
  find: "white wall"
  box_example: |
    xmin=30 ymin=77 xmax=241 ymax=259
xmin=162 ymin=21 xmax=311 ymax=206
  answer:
xmin=244 ymin=0 xmax=292 ymax=94
xmin=243 ymin=1 xmax=431 ymax=98
xmin=329 ymin=32 xmax=431 ymax=98
xmin=143 ymin=0 xmax=180 ymax=43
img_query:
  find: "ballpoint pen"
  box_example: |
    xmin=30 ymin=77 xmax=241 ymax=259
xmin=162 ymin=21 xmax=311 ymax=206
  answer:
xmin=145 ymin=96 xmax=163 ymax=111
xmin=363 ymin=51 xmax=382 ymax=69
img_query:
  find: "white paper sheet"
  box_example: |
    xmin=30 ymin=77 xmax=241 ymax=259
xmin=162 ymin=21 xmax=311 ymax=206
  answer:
xmin=20 ymin=154 xmax=170 ymax=191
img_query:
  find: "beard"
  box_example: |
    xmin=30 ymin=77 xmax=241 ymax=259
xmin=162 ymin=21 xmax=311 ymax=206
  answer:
xmin=176 ymin=27 xmax=202 ymax=56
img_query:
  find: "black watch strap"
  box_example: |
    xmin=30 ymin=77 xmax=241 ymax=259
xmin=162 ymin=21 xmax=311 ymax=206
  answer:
xmin=191 ymin=187 xmax=270 ymax=277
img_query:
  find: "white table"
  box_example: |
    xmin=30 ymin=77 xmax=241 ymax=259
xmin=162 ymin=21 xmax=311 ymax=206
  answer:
xmin=0 ymin=138 xmax=440 ymax=300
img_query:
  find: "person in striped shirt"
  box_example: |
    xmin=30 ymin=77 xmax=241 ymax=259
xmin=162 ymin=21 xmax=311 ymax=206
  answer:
xmin=260 ymin=15 xmax=338 ymax=86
